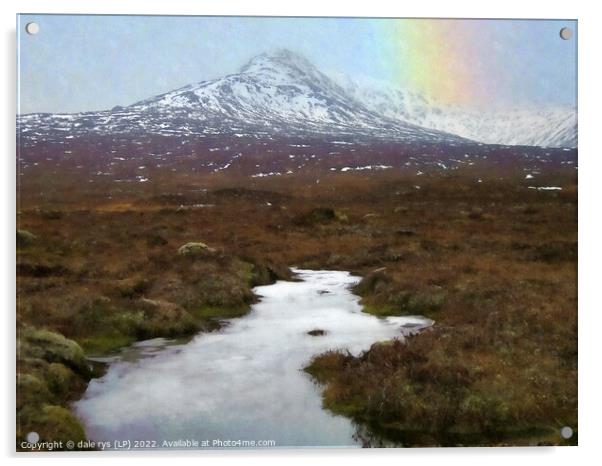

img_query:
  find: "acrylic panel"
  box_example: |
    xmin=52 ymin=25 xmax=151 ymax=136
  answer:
xmin=16 ymin=14 xmax=577 ymax=451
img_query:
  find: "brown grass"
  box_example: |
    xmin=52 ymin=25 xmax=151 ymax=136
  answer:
xmin=17 ymin=159 xmax=577 ymax=447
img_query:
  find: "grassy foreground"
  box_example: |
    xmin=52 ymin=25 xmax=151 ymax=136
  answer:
xmin=17 ymin=215 xmax=290 ymax=448
xmin=17 ymin=161 xmax=576 ymax=448
xmin=304 ymin=181 xmax=577 ymax=446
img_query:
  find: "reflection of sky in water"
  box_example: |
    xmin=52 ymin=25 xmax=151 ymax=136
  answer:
xmin=74 ymin=269 xmax=432 ymax=448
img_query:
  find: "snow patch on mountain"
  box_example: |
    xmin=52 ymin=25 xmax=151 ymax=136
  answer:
xmin=334 ymin=74 xmax=576 ymax=148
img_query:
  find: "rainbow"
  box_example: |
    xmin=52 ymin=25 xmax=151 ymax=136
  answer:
xmin=374 ymin=19 xmax=492 ymax=107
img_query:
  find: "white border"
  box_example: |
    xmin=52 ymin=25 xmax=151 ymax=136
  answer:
xmin=3 ymin=1 xmax=600 ymax=465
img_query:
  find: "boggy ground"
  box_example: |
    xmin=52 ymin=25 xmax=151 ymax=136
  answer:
xmin=17 ymin=159 xmax=577 ymax=448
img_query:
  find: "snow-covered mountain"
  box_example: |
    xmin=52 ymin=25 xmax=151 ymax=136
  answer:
xmin=337 ymin=75 xmax=577 ymax=148
xmin=18 ymin=50 xmax=466 ymax=146
xmin=18 ymin=49 xmax=576 ymax=148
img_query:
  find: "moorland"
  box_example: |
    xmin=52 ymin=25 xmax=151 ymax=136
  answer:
xmin=17 ymin=137 xmax=577 ymax=447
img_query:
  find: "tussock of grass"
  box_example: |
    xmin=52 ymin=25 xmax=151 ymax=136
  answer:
xmin=18 ymin=404 xmax=87 ymax=449
xmin=191 ymin=305 xmax=250 ymax=320
xmin=78 ymin=333 xmax=136 ymax=355
xmin=17 ymin=229 xmax=37 ymax=248
xmin=360 ymin=303 xmax=400 ymax=317
xmin=304 ymin=350 xmax=347 ymax=383
xmin=16 ymin=326 xmax=96 ymax=449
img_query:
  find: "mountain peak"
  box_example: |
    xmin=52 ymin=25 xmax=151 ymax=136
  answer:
xmin=240 ymin=49 xmax=319 ymax=76
xmin=263 ymin=48 xmax=307 ymax=62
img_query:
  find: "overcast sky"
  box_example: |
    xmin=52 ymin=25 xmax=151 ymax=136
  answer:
xmin=17 ymin=15 xmax=577 ymax=114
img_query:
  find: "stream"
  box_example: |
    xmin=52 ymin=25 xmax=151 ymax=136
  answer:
xmin=74 ymin=269 xmax=432 ymax=448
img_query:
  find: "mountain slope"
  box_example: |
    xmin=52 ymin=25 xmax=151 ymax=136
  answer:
xmin=18 ymin=50 xmax=466 ymax=146
xmin=337 ymin=76 xmax=577 ymax=148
